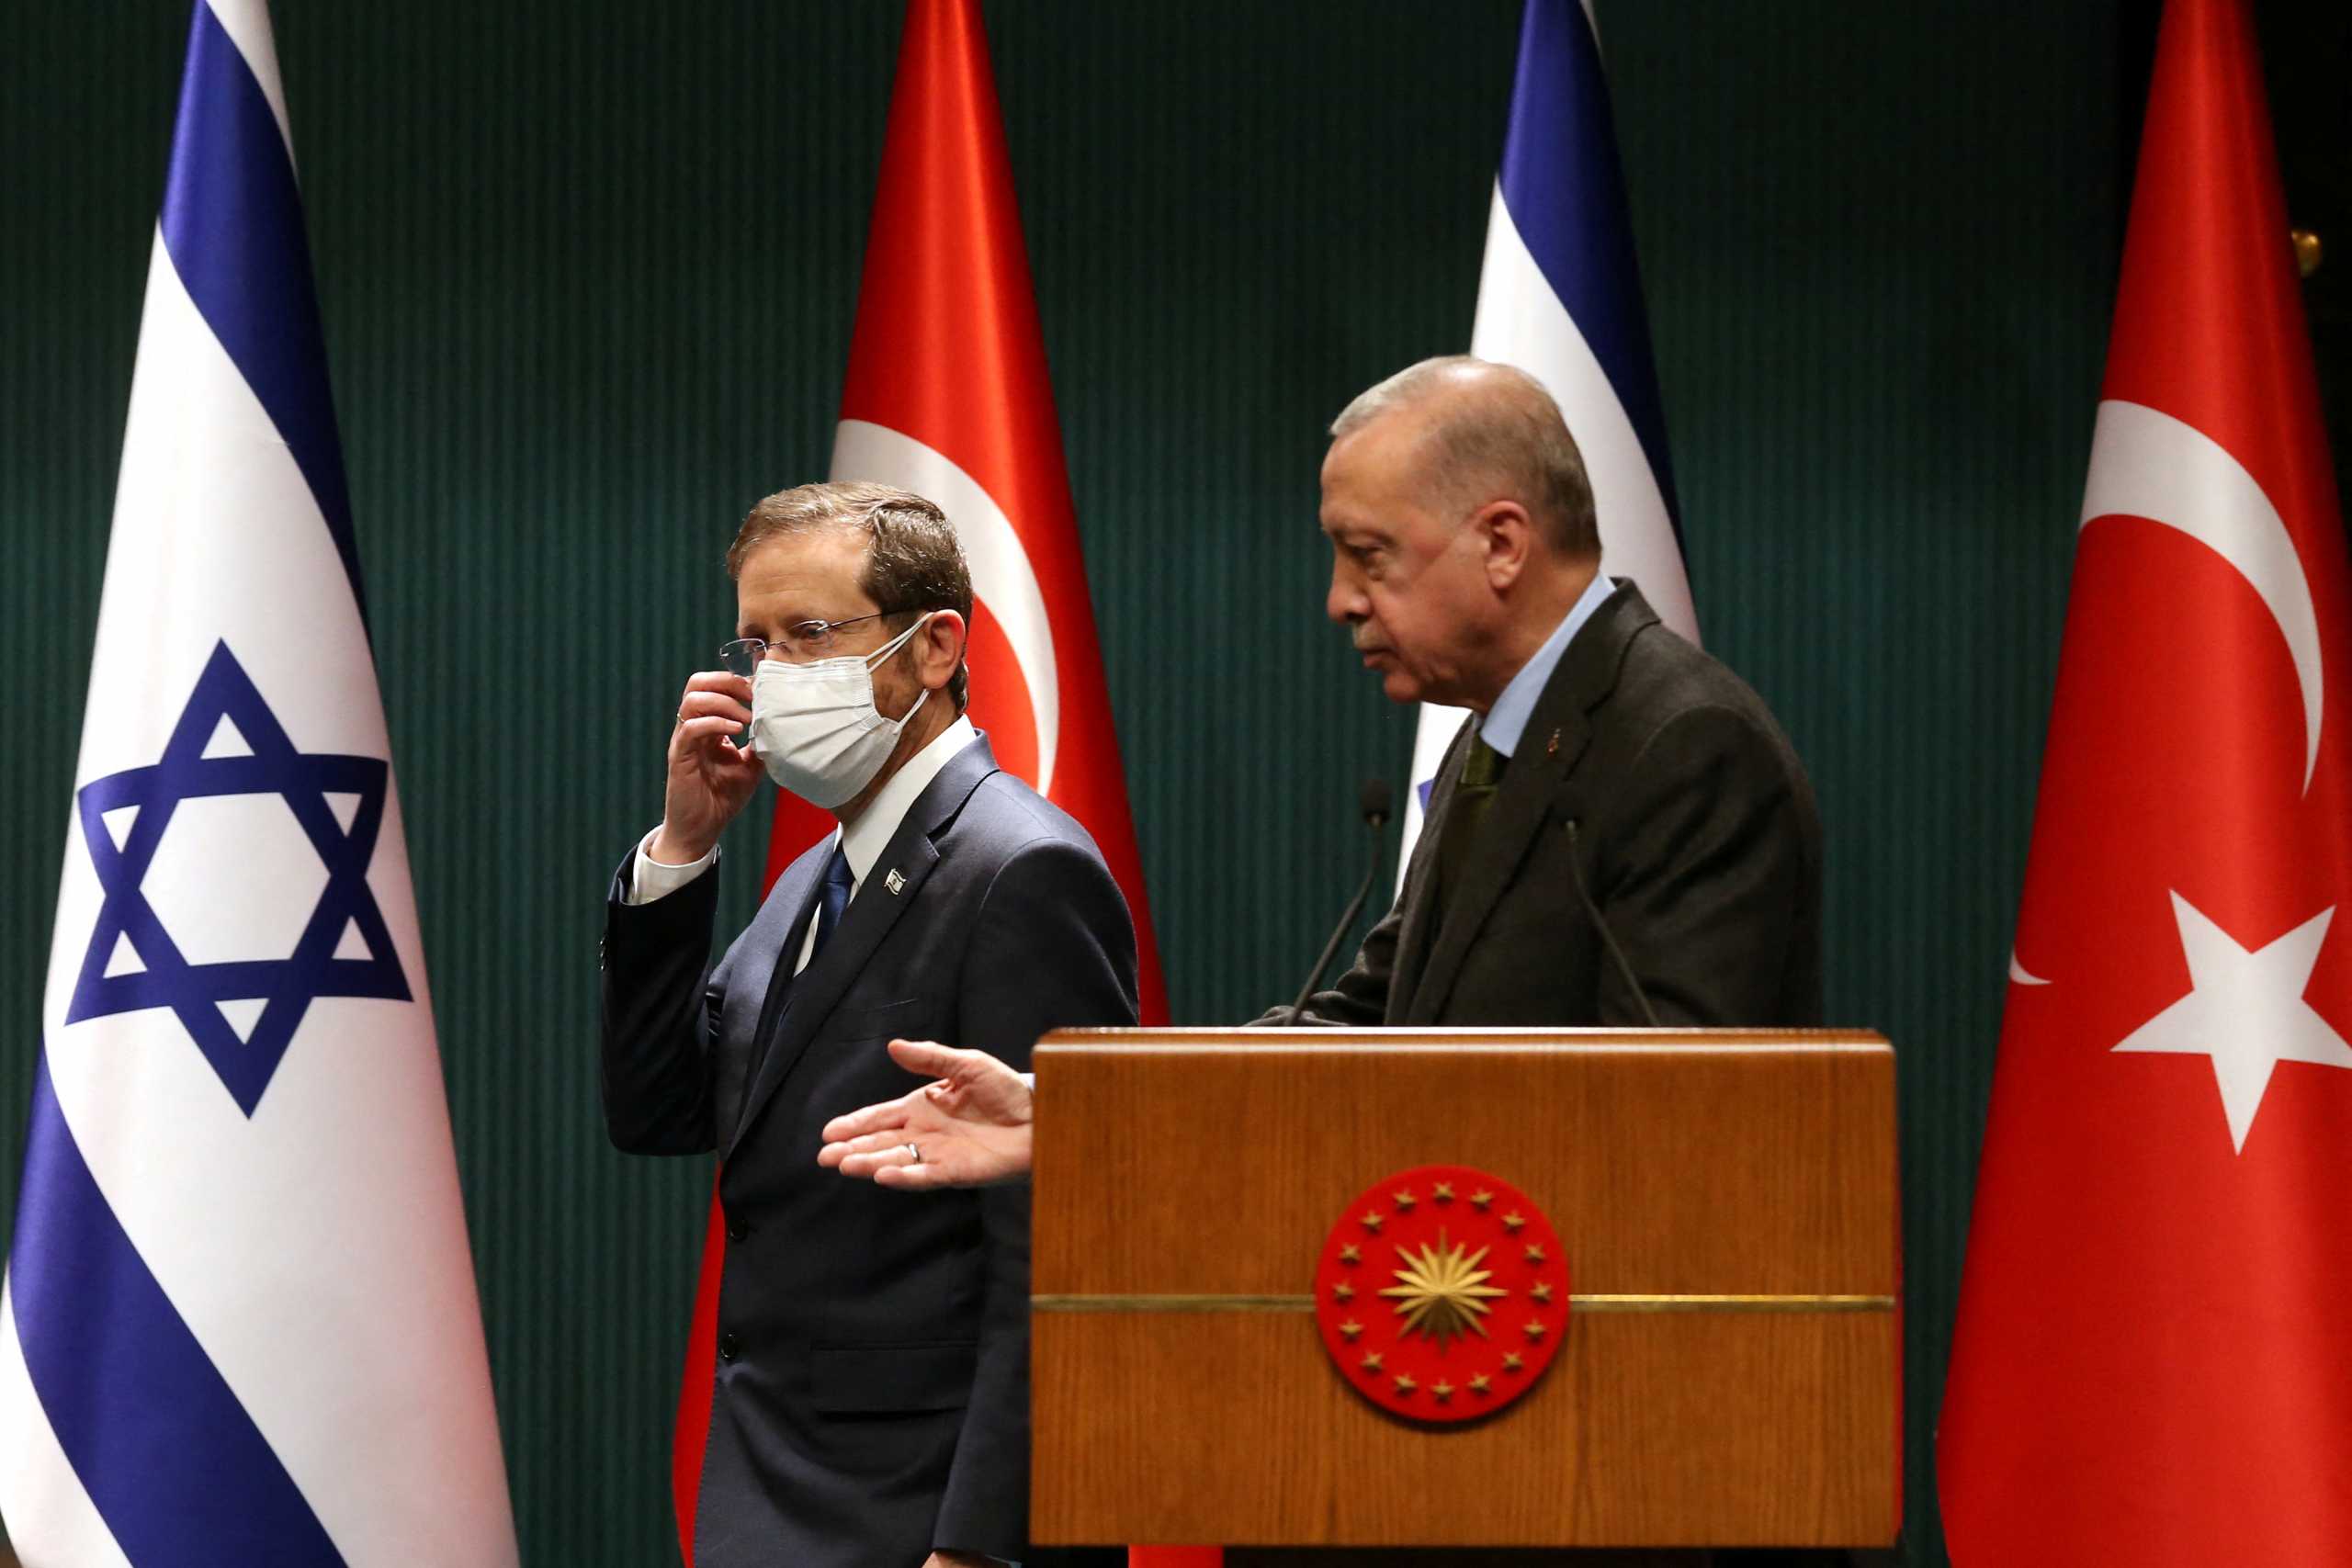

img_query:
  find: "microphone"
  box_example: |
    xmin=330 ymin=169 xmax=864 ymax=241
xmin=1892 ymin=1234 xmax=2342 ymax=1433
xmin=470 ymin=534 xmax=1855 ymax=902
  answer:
xmin=1285 ymin=777 xmax=1395 ymax=1024
xmin=1563 ymin=818 xmax=1663 ymax=1028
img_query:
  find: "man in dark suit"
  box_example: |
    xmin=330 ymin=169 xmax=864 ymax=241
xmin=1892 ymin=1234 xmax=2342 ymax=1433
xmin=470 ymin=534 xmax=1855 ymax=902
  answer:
xmin=601 ymin=481 xmax=1139 ymax=1568
xmin=1257 ymin=348 xmax=1836 ymax=1568
xmin=1289 ymin=354 xmax=1820 ymax=1032
xmin=819 ymin=355 xmax=1819 ymax=1188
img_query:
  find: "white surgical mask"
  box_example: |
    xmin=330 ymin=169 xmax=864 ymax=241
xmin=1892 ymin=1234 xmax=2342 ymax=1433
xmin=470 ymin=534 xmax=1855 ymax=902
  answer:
xmin=749 ymin=613 xmax=936 ymax=808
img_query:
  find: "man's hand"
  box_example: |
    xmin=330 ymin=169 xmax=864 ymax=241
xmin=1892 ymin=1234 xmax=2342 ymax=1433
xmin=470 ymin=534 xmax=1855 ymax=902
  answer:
xmin=651 ymin=671 xmax=761 ymax=863
xmin=817 ymin=1039 xmax=1035 ymax=1190
xmin=922 ymin=1551 xmax=997 ymax=1568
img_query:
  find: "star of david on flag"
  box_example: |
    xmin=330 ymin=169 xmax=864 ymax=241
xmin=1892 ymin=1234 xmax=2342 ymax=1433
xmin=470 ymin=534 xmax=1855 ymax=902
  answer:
xmin=0 ymin=3 xmax=515 ymax=1562
xmin=69 ymin=641 xmax=410 ymax=1116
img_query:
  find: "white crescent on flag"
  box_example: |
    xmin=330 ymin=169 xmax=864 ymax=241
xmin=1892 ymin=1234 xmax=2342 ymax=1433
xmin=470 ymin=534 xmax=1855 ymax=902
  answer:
xmin=2079 ymin=398 xmax=2324 ymax=792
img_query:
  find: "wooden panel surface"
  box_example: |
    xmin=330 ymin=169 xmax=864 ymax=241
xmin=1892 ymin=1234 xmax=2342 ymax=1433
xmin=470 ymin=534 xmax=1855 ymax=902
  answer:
xmin=1029 ymin=1030 xmax=1899 ymax=1547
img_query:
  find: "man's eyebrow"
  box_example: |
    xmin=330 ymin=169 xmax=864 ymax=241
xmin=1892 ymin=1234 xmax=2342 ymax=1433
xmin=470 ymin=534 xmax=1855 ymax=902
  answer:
xmin=738 ymin=602 xmax=814 ymax=638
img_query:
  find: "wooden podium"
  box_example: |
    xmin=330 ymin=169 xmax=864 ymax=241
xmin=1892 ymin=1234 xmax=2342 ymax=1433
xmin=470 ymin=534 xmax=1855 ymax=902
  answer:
xmin=1028 ymin=1029 xmax=1900 ymax=1551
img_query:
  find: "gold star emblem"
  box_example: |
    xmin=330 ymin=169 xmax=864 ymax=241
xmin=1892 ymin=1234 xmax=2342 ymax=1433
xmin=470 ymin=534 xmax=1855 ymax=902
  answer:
xmin=1362 ymin=1211 xmax=1385 ymax=1233
xmin=1523 ymin=1318 xmax=1547 ymax=1341
xmin=1376 ymin=1228 xmax=1510 ymax=1348
xmin=1394 ymin=1374 xmax=1417 ymax=1395
xmin=1394 ymin=1189 xmax=1417 ymax=1211
xmin=1470 ymin=1190 xmax=1494 ymax=1210
xmin=1333 ymin=1281 xmax=1355 ymax=1302
xmin=1432 ymin=1379 xmax=1454 ymax=1402
xmin=1432 ymin=1181 xmax=1454 ymax=1202
xmin=1339 ymin=1318 xmax=1364 ymax=1340
xmin=1469 ymin=1373 xmax=1493 ymax=1394
xmin=1502 ymin=1212 xmax=1526 ymax=1233
xmin=1360 ymin=1351 xmax=1384 ymax=1373
xmin=1531 ymin=1281 xmax=1554 ymax=1304
xmin=1503 ymin=1352 xmax=1524 ymax=1372
xmin=1523 ymin=1244 xmax=1546 ymax=1265
xmin=1340 ymin=1243 xmax=1360 ymax=1265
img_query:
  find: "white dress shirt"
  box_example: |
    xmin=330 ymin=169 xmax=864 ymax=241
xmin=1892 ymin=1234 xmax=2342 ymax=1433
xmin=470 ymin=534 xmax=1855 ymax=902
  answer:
xmin=627 ymin=716 xmax=980 ymax=976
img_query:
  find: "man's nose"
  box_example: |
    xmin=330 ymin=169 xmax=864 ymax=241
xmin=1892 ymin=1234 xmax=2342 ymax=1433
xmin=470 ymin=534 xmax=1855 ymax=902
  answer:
xmin=1327 ymin=570 xmax=1367 ymax=626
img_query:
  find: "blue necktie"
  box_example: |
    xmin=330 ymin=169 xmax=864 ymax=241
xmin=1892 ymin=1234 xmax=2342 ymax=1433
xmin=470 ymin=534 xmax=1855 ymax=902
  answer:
xmin=744 ymin=843 xmax=856 ymax=1115
xmin=808 ymin=843 xmax=854 ymax=966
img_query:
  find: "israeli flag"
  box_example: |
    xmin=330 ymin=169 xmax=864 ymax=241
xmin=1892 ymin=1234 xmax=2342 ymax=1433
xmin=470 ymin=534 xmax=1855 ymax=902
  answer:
xmin=1399 ymin=0 xmax=1697 ymax=870
xmin=0 ymin=5 xmax=517 ymax=1562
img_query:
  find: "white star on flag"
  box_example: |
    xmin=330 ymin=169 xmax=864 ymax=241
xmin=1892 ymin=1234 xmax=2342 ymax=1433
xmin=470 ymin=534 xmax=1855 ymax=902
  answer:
xmin=2112 ymin=891 xmax=2352 ymax=1153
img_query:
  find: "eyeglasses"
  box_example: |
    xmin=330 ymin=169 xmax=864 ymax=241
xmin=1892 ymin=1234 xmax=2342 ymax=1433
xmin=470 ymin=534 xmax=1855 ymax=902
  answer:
xmin=718 ymin=613 xmax=898 ymax=675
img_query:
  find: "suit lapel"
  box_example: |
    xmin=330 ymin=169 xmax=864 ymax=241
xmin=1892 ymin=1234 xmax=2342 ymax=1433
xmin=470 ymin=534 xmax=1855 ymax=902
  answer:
xmin=1388 ymin=716 xmax=1471 ymax=1016
xmin=727 ymin=736 xmax=999 ymax=1157
xmin=746 ymin=853 xmax=826 ymax=1060
xmin=727 ymin=850 xmax=828 ymax=1141
xmin=1404 ymin=582 xmax=1657 ymax=1024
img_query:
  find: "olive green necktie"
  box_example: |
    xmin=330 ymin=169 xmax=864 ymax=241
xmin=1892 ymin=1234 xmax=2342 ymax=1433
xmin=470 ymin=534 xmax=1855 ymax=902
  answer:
xmin=1434 ymin=734 xmax=1506 ymax=928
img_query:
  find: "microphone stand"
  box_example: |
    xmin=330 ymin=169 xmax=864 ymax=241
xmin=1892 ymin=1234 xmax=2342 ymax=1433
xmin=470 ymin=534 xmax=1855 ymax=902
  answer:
xmin=1285 ymin=778 xmax=1394 ymax=1024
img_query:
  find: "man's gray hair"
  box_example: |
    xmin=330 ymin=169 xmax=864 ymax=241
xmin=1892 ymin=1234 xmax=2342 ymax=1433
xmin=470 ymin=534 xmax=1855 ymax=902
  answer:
xmin=1329 ymin=355 xmax=1600 ymax=558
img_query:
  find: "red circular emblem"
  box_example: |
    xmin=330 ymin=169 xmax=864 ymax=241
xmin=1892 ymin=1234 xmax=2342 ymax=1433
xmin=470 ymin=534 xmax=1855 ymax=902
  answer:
xmin=1314 ymin=1163 xmax=1569 ymax=1424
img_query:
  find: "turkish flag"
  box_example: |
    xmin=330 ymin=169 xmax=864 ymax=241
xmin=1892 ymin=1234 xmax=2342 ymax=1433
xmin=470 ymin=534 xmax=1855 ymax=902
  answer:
xmin=668 ymin=2 xmax=1171 ymax=1560
xmin=1938 ymin=1 xmax=2352 ymax=1562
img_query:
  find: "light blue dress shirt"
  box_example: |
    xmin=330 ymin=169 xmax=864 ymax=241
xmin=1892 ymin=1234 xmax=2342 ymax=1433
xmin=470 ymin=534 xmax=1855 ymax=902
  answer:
xmin=1478 ymin=572 xmax=1620 ymax=760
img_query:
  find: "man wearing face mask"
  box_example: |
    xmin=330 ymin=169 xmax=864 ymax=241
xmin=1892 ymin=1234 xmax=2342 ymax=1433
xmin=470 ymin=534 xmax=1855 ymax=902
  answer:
xmin=598 ymin=481 xmax=1140 ymax=1568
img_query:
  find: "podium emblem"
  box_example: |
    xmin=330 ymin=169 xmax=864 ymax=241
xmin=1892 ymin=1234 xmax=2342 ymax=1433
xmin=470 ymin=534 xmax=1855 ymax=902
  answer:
xmin=1314 ymin=1163 xmax=1568 ymax=1423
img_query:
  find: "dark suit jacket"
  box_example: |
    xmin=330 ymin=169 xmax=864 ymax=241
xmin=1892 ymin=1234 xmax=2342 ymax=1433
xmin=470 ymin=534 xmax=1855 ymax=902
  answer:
xmin=1304 ymin=580 xmax=1822 ymax=1032
xmin=600 ymin=734 xmax=1139 ymax=1568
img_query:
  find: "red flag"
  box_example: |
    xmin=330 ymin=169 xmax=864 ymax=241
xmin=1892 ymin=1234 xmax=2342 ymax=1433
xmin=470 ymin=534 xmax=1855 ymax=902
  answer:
xmin=671 ymin=2 xmax=1170 ymax=1558
xmin=820 ymin=0 xmax=1168 ymax=1032
xmin=1939 ymin=2 xmax=2352 ymax=1561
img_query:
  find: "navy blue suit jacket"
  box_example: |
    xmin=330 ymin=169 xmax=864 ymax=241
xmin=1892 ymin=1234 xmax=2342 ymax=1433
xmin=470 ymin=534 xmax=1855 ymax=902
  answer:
xmin=600 ymin=734 xmax=1139 ymax=1568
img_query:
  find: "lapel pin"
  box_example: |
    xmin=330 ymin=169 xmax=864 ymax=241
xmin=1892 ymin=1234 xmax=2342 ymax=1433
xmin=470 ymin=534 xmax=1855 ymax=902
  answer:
xmin=885 ymin=868 xmax=906 ymax=896
xmin=1546 ymin=728 xmax=1561 ymax=758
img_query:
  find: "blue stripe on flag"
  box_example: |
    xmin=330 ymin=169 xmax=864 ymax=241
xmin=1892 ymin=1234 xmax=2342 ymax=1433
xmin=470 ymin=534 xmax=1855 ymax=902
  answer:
xmin=159 ymin=1 xmax=368 ymax=625
xmin=9 ymin=1051 xmax=346 ymax=1565
xmin=1497 ymin=0 xmax=1682 ymax=533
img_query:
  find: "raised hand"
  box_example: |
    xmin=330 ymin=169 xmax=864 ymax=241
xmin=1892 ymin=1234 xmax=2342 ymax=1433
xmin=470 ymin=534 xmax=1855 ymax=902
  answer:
xmin=817 ymin=1039 xmax=1035 ymax=1190
xmin=651 ymin=671 xmax=761 ymax=863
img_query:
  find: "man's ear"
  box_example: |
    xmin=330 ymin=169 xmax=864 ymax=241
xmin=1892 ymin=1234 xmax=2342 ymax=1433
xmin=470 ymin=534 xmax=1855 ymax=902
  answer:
xmin=917 ymin=609 xmax=967 ymax=692
xmin=1473 ymin=500 xmax=1538 ymax=592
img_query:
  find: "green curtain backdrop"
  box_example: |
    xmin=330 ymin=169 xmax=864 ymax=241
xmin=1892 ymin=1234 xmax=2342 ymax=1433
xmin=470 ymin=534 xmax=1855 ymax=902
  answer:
xmin=1 ymin=3 xmax=2142 ymax=1562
